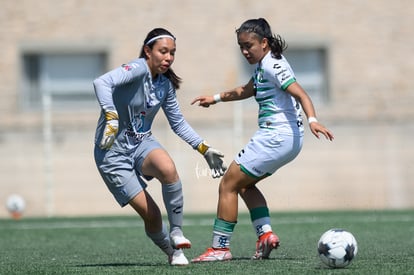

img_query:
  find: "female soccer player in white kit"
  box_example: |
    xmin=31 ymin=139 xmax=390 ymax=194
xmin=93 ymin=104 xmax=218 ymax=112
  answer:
xmin=93 ymin=28 xmax=226 ymax=265
xmin=191 ymin=18 xmax=334 ymax=262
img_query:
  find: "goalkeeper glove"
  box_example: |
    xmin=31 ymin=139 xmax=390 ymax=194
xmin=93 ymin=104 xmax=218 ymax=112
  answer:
xmin=100 ymin=111 xmax=119 ymax=150
xmin=197 ymin=141 xmax=227 ymax=178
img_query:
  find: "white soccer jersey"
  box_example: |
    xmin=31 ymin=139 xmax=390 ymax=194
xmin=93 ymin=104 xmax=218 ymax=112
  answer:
xmin=253 ymin=51 xmax=304 ymax=136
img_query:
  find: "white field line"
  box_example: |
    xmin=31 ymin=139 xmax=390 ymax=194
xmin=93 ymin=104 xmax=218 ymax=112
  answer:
xmin=1 ymin=214 xmax=413 ymax=231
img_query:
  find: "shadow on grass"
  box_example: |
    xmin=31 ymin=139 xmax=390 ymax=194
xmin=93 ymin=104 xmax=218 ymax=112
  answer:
xmin=76 ymin=262 xmax=163 ymax=267
xmin=76 ymin=256 xmax=284 ymax=269
xmin=77 ymin=257 xmax=277 ymax=268
xmin=231 ymin=257 xmax=268 ymax=261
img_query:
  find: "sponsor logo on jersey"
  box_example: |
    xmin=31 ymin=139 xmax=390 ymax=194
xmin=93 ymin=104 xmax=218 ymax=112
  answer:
xmin=122 ymin=64 xmax=132 ymax=71
xmin=252 ymin=166 xmax=264 ymax=175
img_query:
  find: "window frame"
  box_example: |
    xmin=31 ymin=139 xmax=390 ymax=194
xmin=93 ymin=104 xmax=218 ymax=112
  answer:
xmin=19 ymin=42 xmax=109 ymax=112
xmin=284 ymin=43 xmax=330 ymax=105
xmin=239 ymin=39 xmax=331 ymax=107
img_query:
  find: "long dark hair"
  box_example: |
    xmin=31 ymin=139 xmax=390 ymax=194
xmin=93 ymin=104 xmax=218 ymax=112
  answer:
xmin=139 ymin=28 xmax=182 ymax=89
xmin=236 ymin=18 xmax=287 ymax=59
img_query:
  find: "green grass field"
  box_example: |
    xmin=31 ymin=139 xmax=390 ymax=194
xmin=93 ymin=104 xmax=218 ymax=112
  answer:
xmin=1 ymin=210 xmax=413 ymax=274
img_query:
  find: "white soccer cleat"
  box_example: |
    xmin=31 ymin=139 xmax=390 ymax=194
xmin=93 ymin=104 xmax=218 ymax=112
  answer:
xmin=169 ymin=249 xmax=189 ymax=266
xmin=170 ymin=232 xmax=192 ymax=249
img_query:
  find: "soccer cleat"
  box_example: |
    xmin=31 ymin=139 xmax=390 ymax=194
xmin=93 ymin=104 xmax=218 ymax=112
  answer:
xmin=170 ymin=233 xmax=192 ymax=249
xmin=169 ymin=249 xmax=189 ymax=266
xmin=252 ymin=231 xmax=280 ymax=260
xmin=191 ymin=247 xmax=232 ymax=262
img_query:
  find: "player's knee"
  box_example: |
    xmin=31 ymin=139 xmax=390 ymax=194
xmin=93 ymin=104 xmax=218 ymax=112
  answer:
xmin=158 ymin=164 xmax=179 ymax=183
xmin=219 ymin=178 xmax=239 ymax=194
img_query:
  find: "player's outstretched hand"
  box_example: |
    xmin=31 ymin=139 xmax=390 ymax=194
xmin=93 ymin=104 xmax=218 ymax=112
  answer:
xmin=309 ymin=122 xmax=334 ymax=141
xmin=191 ymin=95 xmax=215 ymax=108
xmin=204 ymin=147 xmax=227 ymax=178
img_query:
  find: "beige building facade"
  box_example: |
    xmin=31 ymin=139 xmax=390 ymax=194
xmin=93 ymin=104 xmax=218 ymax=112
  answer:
xmin=1 ymin=0 xmax=413 ymax=217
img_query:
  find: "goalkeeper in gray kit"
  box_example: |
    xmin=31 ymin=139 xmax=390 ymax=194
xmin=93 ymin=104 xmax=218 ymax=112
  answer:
xmin=93 ymin=27 xmax=226 ymax=265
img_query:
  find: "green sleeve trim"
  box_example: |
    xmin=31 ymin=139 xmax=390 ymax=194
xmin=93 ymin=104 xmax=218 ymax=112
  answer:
xmin=281 ymin=78 xmax=296 ymax=90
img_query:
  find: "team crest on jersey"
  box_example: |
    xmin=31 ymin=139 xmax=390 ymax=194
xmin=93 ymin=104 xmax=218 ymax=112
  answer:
xmin=255 ymin=67 xmax=265 ymax=84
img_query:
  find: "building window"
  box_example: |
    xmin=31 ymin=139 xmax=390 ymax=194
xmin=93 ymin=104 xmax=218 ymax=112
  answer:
xmin=21 ymin=52 xmax=107 ymax=110
xmin=240 ymin=46 xmax=329 ymax=106
xmin=284 ymin=47 xmax=329 ymax=104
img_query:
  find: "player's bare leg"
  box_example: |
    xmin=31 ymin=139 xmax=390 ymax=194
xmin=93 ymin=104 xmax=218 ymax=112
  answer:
xmin=129 ymin=191 xmax=172 ymax=255
xmin=129 ymin=190 xmax=162 ymax=233
xmin=239 ymin=185 xmax=267 ymax=210
xmin=217 ymin=161 xmax=258 ymax=221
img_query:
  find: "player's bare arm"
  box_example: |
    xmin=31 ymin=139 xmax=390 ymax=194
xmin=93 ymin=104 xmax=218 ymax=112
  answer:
xmin=286 ymin=82 xmax=334 ymax=141
xmin=191 ymin=79 xmax=255 ymax=107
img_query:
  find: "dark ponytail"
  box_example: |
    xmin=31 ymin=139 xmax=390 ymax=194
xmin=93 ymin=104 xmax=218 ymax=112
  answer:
xmin=139 ymin=28 xmax=182 ymax=89
xmin=236 ymin=18 xmax=287 ymax=59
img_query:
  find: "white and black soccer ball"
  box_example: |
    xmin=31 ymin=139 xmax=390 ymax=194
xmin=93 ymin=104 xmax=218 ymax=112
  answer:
xmin=6 ymin=194 xmax=26 ymax=216
xmin=317 ymin=228 xmax=358 ymax=268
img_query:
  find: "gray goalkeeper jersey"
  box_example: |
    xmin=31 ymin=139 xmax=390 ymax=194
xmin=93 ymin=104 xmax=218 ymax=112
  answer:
xmin=94 ymin=57 xmax=202 ymax=152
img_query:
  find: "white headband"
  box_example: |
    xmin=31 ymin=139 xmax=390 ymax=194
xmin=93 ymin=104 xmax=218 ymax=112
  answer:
xmin=145 ymin=34 xmax=175 ymax=45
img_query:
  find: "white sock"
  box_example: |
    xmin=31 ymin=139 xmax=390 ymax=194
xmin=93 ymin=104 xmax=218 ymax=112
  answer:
xmin=211 ymin=218 xmax=236 ymax=249
xmin=252 ymin=217 xmax=272 ymax=238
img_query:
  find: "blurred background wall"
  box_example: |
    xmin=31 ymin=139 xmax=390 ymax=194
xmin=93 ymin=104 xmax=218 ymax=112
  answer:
xmin=1 ymin=0 xmax=413 ymax=218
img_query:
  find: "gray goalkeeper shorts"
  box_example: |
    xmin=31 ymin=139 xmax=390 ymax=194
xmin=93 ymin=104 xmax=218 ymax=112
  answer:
xmin=94 ymin=135 xmax=163 ymax=207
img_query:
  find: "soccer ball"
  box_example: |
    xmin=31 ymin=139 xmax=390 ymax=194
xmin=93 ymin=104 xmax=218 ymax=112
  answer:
xmin=317 ymin=229 xmax=358 ymax=268
xmin=6 ymin=194 xmax=26 ymax=219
